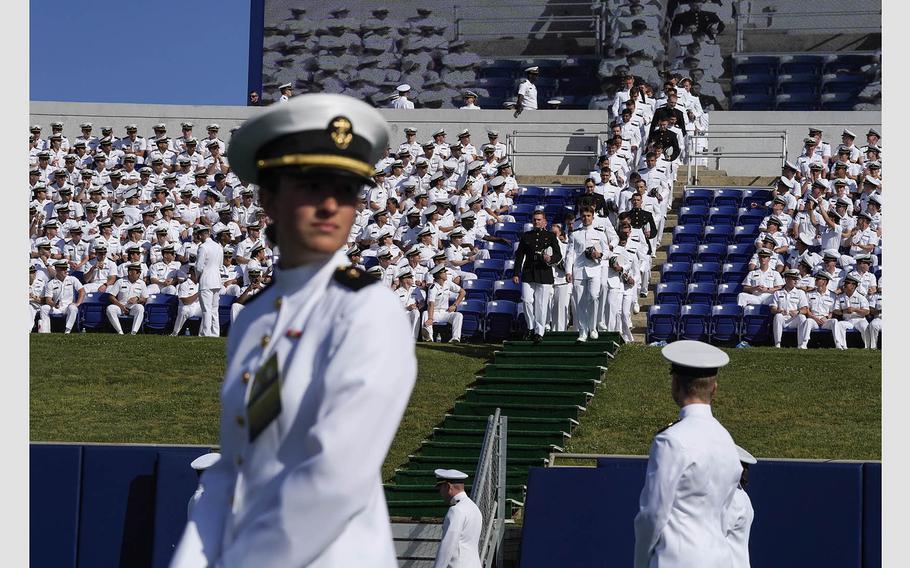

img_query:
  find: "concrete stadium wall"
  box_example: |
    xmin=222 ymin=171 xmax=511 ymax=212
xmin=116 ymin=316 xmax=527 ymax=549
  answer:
xmin=30 ymin=102 xmax=880 ymax=178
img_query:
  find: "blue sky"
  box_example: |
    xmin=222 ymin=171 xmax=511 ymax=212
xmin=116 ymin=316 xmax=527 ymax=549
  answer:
xmin=30 ymin=0 xmax=252 ymax=105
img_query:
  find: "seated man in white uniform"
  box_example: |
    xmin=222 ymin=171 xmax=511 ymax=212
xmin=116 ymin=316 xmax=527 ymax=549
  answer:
xmin=105 ymin=262 xmax=149 ymax=335
xmin=421 ymin=264 xmax=466 ymax=343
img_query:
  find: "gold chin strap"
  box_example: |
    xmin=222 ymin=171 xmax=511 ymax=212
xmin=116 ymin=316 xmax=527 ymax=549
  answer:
xmin=256 ymin=154 xmax=373 ymax=178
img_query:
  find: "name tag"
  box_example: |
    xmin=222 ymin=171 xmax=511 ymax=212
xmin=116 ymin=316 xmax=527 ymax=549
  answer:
xmin=247 ymin=353 xmax=282 ymax=442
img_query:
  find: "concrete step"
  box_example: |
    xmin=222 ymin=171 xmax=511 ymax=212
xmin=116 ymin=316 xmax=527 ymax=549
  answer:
xmin=687 ymin=175 xmax=777 ymax=187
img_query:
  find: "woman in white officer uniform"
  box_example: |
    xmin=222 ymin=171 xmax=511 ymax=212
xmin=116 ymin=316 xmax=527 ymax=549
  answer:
xmin=171 ymin=94 xmax=417 ymax=568
xmin=433 ymin=469 xmax=483 ymax=568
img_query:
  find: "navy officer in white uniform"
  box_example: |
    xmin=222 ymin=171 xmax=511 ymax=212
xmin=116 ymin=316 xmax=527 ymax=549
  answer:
xmin=171 ymin=93 xmax=418 ymax=568
xmin=433 ymin=469 xmax=483 ymax=568
xmin=634 ymin=340 xmax=742 ymax=568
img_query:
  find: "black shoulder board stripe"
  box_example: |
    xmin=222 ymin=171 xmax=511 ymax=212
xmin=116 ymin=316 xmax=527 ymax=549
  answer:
xmin=656 ymin=419 xmax=681 ymax=434
xmin=333 ymin=265 xmax=377 ymax=291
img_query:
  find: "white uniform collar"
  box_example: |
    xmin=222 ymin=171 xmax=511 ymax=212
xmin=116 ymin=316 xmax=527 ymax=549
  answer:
xmin=273 ymin=248 xmax=346 ymax=296
xmin=679 ymin=403 xmax=713 ymax=420
xmin=451 ymin=490 xmax=468 ymax=505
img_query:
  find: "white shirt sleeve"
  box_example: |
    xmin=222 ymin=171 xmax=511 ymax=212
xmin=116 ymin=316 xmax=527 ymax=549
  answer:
xmin=433 ymin=506 xmax=464 ymax=568
xmin=634 ymin=435 xmax=689 ymax=568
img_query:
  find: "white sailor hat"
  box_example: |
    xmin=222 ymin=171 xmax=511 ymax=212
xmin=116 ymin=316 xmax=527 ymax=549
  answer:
xmin=403 ymin=126 xmax=417 ymax=134
xmin=415 ymin=158 xmax=429 ymax=167
xmin=429 ymin=263 xmax=447 ymax=276
xmin=463 ymin=90 xmax=478 ymax=98
xmin=190 ymin=452 xmax=221 ymax=470
xmin=421 ymin=140 xmax=436 ymax=149
xmin=869 ymin=193 xmax=882 ymax=205
xmin=844 ymin=272 xmax=861 ymax=285
xmin=153 ymin=123 xmax=167 ymax=130
xmin=50 ymin=121 xmax=64 ymax=128
xmin=397 ymin=267 xmax=414 ymax=279
xmin=783 ymin=161 xmax=798 ymax=172
xmin=346 ymin=245 xmax=361 ymax=257
xmin=450 ymin=228 xmax=465 ymax=238
xmin=460 ymin=210 xmax=476 ymax=220
xmin=193 ymin=224 xmax=211 ymax=233
xmin=457 ymin=128 xmax=471 ymax=138
xmin=396 ymin=84 xmax=411 ymax=93
xmin=279 ymin=82 xmax=293 ymax=90
xmin=482 ymin=144 xmax=496 ymax=153
xmin=80 ymin=122 xmax=93 ymax=129
xmin=125 ymin=261 xmax=143 ymax=271
xmin=497 ymin=161 xmax=512 ymax=170
xmin=467 ymin=195 xmax=483 ymax=206
xmin=434 ymin=468 xmax=469 ymax=484
xmin=53 ymin=258 xmax=69 ymax=268
xmin=207 ymin=123 xmax=220 ymax=131
xmin=468 ymin=160 xmax=484 ymax=171
xmin=405 ymin=207 xmax=421 ymax=217
xmin=547 ymin=98 xmax=563 ymax=105
xmin=366 ymin=265 xmax=384 ymax=277
xmin=525 ymin=66 xmax=540 ymax=74
xmin=822 ymin=249 xmax=841 ymax=260
xmin=735 ymin=445 xmax=757 ymax=465
xmin=433 ymin=128 xmax=446 ymax=137
xmin=661 ymin=340 xmax=729 ymax=377
xmin=778 ymin=176 xmax=797 ymax=189
xmin=487 ymin=130 xmax=500 ymax=137
xmin=489 ymin=175 xmax=506 ymax=187
xmin=863 ymin=177 xmax=881 ymax=187
xmin=855 ymin=253 xmax=873 ymax=263
xmin=405 ymin=244 xmax=422 ymax=257
xmin=181 ymin=121 xmax=194 ymax=128
xmin=443 ymin=159 xmax=458 ymax=170
xmin=803 ymin=137 xmax=817 ymax=145
xmin=842 ymin=129 xmax=857 ymax=138
xmin=30 ymin=124 xmax=41 ymax=132
xmin=798 ymin=233 xmax=815 ymax=247
xmin=139 ymin=166 xmax=152 ymax=174
xmin=856 ymin=210 xmax=872 ymax=222
xmin=35 ymin=236 xmax=52 ymax=247
xmin=783 ymin=268 xmax=800 ymax=279
xmin=418 ymin=226 xmax=434 ymax=237
xmin=867 ymin=128 xmax=881 ymax=138
xmin=430 ymin=171 xmax=444 ymax=182
xmin=377 ymin=246 xmax=392 ymax=258
xmin=372 ymin=208 xmax=389 ymax=218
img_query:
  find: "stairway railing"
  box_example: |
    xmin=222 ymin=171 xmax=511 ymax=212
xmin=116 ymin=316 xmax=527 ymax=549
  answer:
xmin=472 ymin=408 xmax=508 ymax=567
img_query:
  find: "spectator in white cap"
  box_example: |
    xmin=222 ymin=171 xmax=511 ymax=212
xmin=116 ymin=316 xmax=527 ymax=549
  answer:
xmin=105 ymin=262 xmax=148 ymax=335
xmin=193 ymin=224 xmax=223 ymax=337
xmin=797 ymin=271 xmax=837 ymax=349
xmin=422 ymin=264 xmax=465 ymax=342
xmin=738 ymin=249 xmax=783 ymax=306
xmin=515 ymin=66 xmax=540 ymax=116
xmin=82 ymin=244 xmax=117 ymax=294
xmin=393 ymin=84 xmax=415 ymax=109
xmin=278 ymin=82 xmax=293 ymax=102
xmin=460 ymin=90 xmax=481 ymax=110
xmin=840 ymin=129 xmax=862 ymax=163
xmin=725 ymin=445 xmax=757 ymax=568
xmin=38 ymin=259 xmax=85 ymax=334
xmin=634 ymin=340 xmax=741 ymax=568
xmin=433 ymin=468 xmax=482 ymax=568
xmin=831 ymin=273 xmax=870 ymax=349
xmin=764 ymin=269 xmax=808 ymax=348
xmin=394 ymin=268 xmax=424 ymax=339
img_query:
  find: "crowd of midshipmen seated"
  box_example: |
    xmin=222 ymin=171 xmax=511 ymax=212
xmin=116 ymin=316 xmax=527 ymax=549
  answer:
xmin=27 ymin=114 xmax=680 ymax=340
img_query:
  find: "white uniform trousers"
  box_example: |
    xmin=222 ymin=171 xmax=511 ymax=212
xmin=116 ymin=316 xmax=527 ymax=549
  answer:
xmin=833 ymin=318 xmax=869 ymax=349
xmin=866 ymin=318 xmax=882 ymax=349
xmin=737 ymin=291 xmax=773 ymax=307
xmin=797 ymin=317 xmax=838 ymax=349
xmin=82 ymin=282 xmax=107 ymax=294
xmin=421 ymin=310 xmax=463 ymax=341
xmin=105 ymin=304 xmax=144 ymax=334
xmin=620 ymin=289 xmax=635 ymax=343
xmin=199 ymin=288 xmax=220 ymax=337
xmin=231 ymin=303 xmax=245 ymax=322
xmin=639 ymin=254 xmax=652 ymax=295
xmin=39 ymin=304 xmax=79 ymax=333
xmin=772 ymin=313 xmax=806 ymax=346
xmin=572 ymin=273 xmax=601 ymax=335
xmin=221 ymin=283 xmax=241 ymax=296
xmin=404 ymin=307 xmax=422 ymax=339
xmin=146 ymin=284 xmax=177 ymax=295
xmin=604 ymin=287 xmax=624 ymax=333
xmin=522 ymin=282 xmax=553 ymax=336
xmin=548 ymin=282 xmax=571 ymax=332
xmin=171 ymin=303 xmax=201 ymax=335
xmin=29 ymin=304 xmax=41 ymax=331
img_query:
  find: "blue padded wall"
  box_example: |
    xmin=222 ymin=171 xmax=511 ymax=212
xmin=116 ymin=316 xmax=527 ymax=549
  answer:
xmin=31 ymin=444 xmax=82 ymax=568
xmin=151 ymin=448 xmax=213 ymax=568
xmin=519 ymin=467 xmax=612 ymax=568
xmin=78 ymin=445 xmax=159 ymax=568
xmin=862 ymin=462 xmax=881 ymax=568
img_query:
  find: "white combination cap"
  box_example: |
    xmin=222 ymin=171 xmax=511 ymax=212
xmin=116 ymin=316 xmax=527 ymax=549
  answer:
xmin=735 ymin=445 xmax=757 ymax=465
xmin=434 ymin=468 xmax=469 ymax=483
xmin=662 ymin=340 xmax=730 ymax=376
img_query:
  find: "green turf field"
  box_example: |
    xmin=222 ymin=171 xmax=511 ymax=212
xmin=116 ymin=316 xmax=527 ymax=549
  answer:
xmin=566 ymin=344 xmax=881 ymax=460
xmin=29 ymin=335 xmax=494 ymax=480
xmin=30 ymin=336 xmax=881 ymax=484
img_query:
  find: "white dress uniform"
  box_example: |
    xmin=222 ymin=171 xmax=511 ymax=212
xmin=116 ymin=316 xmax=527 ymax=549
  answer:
xmin=517 ymin=78 xmax=538 ymax=110
xmin=604 ymin=245 xmax=638 ymax=343
xmin=196 ymin=235 xmax=225 ymax=337
xmin=395 ymin=282 xmax=424 ymax=339
xmin=763 ymin=282 xmax=808 ymax=347
xmin=171 ymin=250 xmax=416 ymax=568
xmin=105 ymin=276 xmax=149 ymax=334
xmin=171 ymin=278 xmax=201 ymax=335
xmin=865 ymin=290 xmax=882 ymax=349
xmin=634 ymin=343 xmax=741 ymax=568
xmin=422 ymin=273 xmax=464 ymax=341
xmin=832 ymin=287 xmax=870 ymax=349
xmin=725 ymin=447 xmax=757 ymax=568
xmin=797 ymin=286 xmax=837 ymax=349
xmin=548 ymin=237 xmax=571 ymax=332
xmin=39 ymin=273 xmax=83 ymax=333
xmin=433 ymin=490 xmax=483 ymax=568
xmin=737 ymin=265 xmax=784 ymax=306
xmin=83 ymin=257 xmax=118 ymax=293
xmin=565 ymin=225 xmax=609 ymax=339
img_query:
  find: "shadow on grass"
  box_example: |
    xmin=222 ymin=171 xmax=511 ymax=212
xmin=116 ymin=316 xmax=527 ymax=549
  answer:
xmin=418 ymin=342 xmax=499 ymax=362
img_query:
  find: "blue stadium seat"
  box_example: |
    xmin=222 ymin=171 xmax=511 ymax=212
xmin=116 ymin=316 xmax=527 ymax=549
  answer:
xmin=686 ymin=282 xmax=717 ymax=306
xmin=515 ymin=186 xmax=546 ymax=205
xmin=79 ymin=292 xmax=112 ymax=332
xmin=492 ymin=222 xmax=524 ymax=242
xmin=646 ymin=305 xmax=678 ymax=343
xmin=667 ymin=243 xmax=698 ymax=263
xmin=673 ymin=225 xmax=702 ymax=245
xmin=775 ymin=93 xmax=819 ymax=111
xmin=484 ymin=242 xmax=513 ymax=261
xmin=742 ymin=304 xmax=772 ymax=345
xmin=732 ymin=74 xmax=774 ymax=96
xmin=513 ymin=302 xmax=528 ymax=336
xmin=722 ymin=262 xmax=749 ymax=284
xmin=473 ymin=259 xmax=505 ymax=281
xmin=462 ymin=278 xmax=495 ymax=302
xmin=143 ymin=293 xmax=178 ymax=334
xmin=696 ymin=243 xmax=726 ymax=263
xmin=702 ymin=225 xmax=734 ymax=245
xmin=683 ymin=189 xmax=714 ymax=208
xmin=678 ymin=304 xmax=711 ymax=341
xmin=710 ymin=304 xmax=743 ymax=344
xmin=741 ymin=189 xmax=772 ymax=206
xmin=678 ymin=205 xmax=709 ymax=226
xmin=457 ymin=299 xmax=486 ymax=341
xmin=776 ymin=74 xmax=819 ymax=95
xmin=820 ymin=91 xmax=859 ymax=111
xmin=655 ymin=282 xmax=686 ymax=307
xmin=716 ymin=283 xmax=743 ymax=305
xmin=732 ymin=54 xmax=778 ymax=76
xmin=661 ymin=262 xmax=691 ymax=284
xmin=712 ymin=188 xmax=743 ymax=208
xmin=543 ymin=204 xmax=574 ymax=225
xmin=733 ymin=224 xmax=761 ymax=245
xmin=218 ymin=294 xmax=236 ymax=336
xmin=502 ymin=260 xmax=516 ymax=279
xmin=707 ymin=206 xmax=740 ymax=226
xmin=779 ymin=55 xmax=823 ymax=76
xmin=485 ymin=300 xmax=518 ymax=342
xmin=492 ymin=279 xmax=522 ymax=302
xmin=477 ymin=77 xmax=516 ymax=91
xmin=690 ymin=262 xmax=721 ymax=284
xmin=508 ymin=203 xmax=538 ymax=223
xmin=822 ymin=53 xmax=875 ymax=74
xmin=544 ymin=187 xmax=574 ymax=205
xmin=731 ymin=93 xmax=774 ymax=110
xmin=820 ymin=73 xmax=866 ymax=95
xmin=725 ymin=244 xmax=755 ymax=264
xmin=48 ymin=289 xmax=81 ymax=333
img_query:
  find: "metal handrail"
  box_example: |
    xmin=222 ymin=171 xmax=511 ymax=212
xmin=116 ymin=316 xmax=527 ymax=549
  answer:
xmin=734 ymin=0 xmax=880 ymax=49
xmin=472 ymin=409 xmax=507 ymax=568
xmin=686 ymin=130 xmax=787 ymax=184
xmin=507 ymin=130 xmax=610 ymax=173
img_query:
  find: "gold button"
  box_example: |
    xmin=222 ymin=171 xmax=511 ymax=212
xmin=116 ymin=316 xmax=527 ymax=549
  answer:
xmin=236 ymin=455 xmax=244 ymax=466
xmin=236 ymin=415 xmax=245 ymax=427
xmin=242 ymin=371 xmax=251 ymax=383
xmin=274 ymin=297 xmax=283 ymax=309
xmin=261 ymin=335 xmax=270 ymax=347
